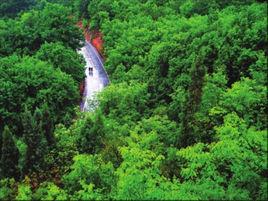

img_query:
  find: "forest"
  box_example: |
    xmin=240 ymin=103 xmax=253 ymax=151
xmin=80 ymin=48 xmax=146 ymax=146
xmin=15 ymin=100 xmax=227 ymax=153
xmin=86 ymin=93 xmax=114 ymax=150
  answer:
xmin=0 ymin=0 xmax=267 ymax=200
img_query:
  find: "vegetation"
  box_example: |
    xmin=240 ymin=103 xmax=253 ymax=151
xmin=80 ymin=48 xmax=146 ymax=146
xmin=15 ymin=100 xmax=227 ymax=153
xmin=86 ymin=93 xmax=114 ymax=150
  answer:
xmin=0 ymin=0 xmax=267 ymax=200
xmin=0 ymin=0 xmax=35 ymax=18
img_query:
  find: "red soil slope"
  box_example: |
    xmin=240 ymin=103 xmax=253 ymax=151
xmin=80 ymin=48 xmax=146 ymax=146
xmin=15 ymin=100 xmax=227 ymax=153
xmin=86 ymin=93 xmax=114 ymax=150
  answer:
xmin=92 ymin=31 xmax=103 ymax=56
xmin=77 ymin=21 xmax=91 ymax=42
xmin=76 ymin=21 xmax=104 ymax=55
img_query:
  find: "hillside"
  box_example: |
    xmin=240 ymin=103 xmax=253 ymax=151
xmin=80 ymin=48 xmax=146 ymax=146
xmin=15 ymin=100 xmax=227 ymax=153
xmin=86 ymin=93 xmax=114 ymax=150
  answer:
xmin=0 ymin=0 xmax=267 ymax=200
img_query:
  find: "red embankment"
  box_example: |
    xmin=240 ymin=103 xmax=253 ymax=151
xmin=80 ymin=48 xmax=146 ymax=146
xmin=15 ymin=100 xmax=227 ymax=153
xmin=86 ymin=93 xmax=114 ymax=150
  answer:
xmin=77 ymin=21 xmax=104 ymax=56
xmin=76 ymin=21 xmax=91 ymax=42
xmin=92 ymin=31 xmax=104 ymax=56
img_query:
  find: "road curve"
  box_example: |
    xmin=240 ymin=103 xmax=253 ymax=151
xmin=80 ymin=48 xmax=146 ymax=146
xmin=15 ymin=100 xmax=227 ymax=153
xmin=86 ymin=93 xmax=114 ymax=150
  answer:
xmin=79 ymin=41 xmax=109 ymax=111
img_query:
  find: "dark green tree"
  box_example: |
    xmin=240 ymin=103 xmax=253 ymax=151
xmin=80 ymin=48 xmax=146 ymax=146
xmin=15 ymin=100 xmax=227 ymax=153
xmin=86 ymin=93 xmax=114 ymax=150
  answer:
xmin=0 ymin=126 xmax=19 ymax=179
xmin=40 ymin=103 xmax=54 ymax=145
xmin=74 ymin=0 xmax=91 ymax=19
xmin=22 ymin=107 xmax=48 ymax=174
xmin=179 ymin=56 xmax=206 ymax=147
xmin=78 ymin=112 xmax=105 ymax=154
xmin=0 ymin=0 xmax=35 ymax=18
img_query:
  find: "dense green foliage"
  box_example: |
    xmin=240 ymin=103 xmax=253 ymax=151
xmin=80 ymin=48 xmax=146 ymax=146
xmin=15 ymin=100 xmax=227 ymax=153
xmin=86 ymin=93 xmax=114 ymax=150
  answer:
xmin=0 ymin=56 xmax=79 ymax=133
xmin=0 ymin=2 xmax=83 ymax=56
xmin=0 ymin=0 xmax=267 ymax=200
xmin=35 ymin=42 xmax=85 ymax=83
xmin=0 ymin=0 xmax=35 ymax=18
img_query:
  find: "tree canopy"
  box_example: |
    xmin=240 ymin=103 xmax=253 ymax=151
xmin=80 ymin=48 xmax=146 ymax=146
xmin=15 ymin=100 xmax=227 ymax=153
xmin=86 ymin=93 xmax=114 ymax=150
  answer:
xmin=0 ymin=0 xmax=267 ymax=200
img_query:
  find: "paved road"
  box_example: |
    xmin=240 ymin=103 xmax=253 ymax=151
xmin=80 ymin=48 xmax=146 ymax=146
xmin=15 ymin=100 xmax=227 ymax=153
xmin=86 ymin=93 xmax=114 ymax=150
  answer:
xmin=79 ymin=42 xmax=109 ymax=111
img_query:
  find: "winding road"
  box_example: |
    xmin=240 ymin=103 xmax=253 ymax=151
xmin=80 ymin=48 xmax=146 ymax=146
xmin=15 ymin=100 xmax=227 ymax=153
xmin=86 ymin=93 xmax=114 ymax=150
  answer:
xmin=79 ymin=41 xmax=109 ymax=111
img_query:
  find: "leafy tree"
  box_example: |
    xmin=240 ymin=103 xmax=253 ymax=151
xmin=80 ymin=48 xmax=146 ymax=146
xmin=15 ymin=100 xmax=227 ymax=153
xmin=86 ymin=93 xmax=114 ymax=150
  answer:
xmin=15 ymin=184 xmax=32 ymax=201
xmin=63 ymin=154 xmax=115 ymax=194
xmin=219 ymin=78 xmax=267 ymax=129
xmin=179 ymin=0 xmax=255 ymax=17
xmin=133 ymin=115 xmax=179 ymax=147
xmin=0 ymin=178 xmax=16 ymax=200
xmin=33 ymin=182 xmax=68 ymax=200
xmin=173 ymin=113 xmax=267 ymax=200
xmin=35 ymin=42 xmax=85 ymax=84
xmin=71 ymin=182 xmax=104 ymax=200
xmin=113 ymin=145 xmax=197 ymax=200
xmin=98 ymin=82 xmax=149 ymax=125
xmin=0 ymin=55 xmax=79 ymax=137
xmin=0 ymin=3 xmax=83 ymax=56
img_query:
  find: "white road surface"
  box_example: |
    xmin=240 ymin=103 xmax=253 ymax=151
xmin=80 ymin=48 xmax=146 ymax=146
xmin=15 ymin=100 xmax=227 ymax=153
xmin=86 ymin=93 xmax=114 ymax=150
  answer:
xmin=79 ymin=42 xmax=109 ymax=111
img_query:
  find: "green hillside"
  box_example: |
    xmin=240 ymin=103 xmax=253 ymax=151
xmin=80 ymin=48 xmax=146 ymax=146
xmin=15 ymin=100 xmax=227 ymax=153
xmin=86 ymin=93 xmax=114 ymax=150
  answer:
xmin=0 ymin=0 xmax=267 ymax=200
